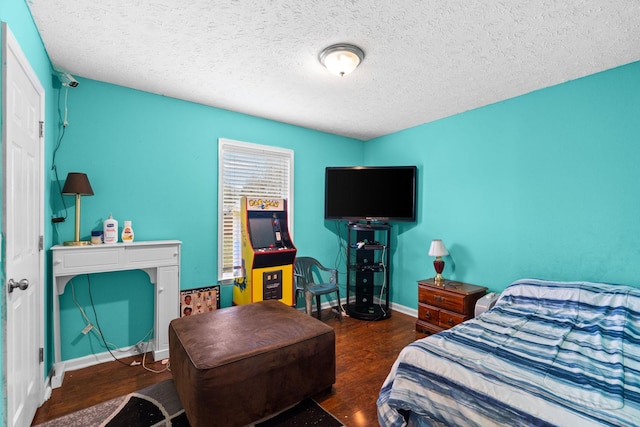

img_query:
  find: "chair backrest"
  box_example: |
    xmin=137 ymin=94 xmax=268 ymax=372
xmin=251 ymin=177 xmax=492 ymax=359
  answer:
xmin=294 ymin=257 xmax=338 ymax=289
xmin=294 ymin=257 xmax=321 ymax=291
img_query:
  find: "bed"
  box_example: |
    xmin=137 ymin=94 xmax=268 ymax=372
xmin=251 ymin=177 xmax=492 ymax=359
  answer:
xmin=377 ymin=278 xmax=640 ymax=426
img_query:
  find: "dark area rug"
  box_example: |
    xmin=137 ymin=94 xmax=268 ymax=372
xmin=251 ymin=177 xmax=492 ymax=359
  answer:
xmin=255 ymin=398 xmax=343 ymax=427
xmin=35 ymin=379 xmax=343 ymax=427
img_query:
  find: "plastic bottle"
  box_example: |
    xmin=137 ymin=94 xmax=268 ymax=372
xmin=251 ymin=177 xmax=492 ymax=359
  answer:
xmin=91 ymin=230 xmax=103 ymax=245
xmin=103 ymin=214 xmax=118 ymax=244
xmin=121 ymin=220 xmax=135 ymax=242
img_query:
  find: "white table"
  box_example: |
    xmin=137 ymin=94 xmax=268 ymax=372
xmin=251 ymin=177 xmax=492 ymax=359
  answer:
xmin=51 ymin=240 xmax=181 ymax=388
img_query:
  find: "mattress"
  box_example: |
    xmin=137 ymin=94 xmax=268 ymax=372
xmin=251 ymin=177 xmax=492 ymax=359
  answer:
xmin=377 ymin=279 xmax=640 ymax=427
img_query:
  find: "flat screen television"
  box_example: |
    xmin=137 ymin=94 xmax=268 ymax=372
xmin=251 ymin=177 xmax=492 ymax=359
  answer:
xmin=324 ymin=166 xmax=417 ymax=222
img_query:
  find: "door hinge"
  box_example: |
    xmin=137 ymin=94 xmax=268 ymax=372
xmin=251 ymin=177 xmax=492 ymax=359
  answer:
xmin=39 ymin=235 xmax=44 ymax=251
xmin=39 ymin=348 xmax=44 ymax=363
xmin=39 ymin=121 xmax=44 ymax=138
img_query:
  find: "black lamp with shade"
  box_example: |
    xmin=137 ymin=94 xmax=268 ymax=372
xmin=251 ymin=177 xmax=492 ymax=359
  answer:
xmin=62 ymin=172 xmax=94 ymax=246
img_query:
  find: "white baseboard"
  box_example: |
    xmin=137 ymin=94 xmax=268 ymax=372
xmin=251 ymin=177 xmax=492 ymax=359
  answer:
xmin=388 ymin=303 xmax=417 ymax=318
xmin=68 ymin=341 xmax=153 ymax=372
xmin=49 ymin=340 xmax=153 ymax=388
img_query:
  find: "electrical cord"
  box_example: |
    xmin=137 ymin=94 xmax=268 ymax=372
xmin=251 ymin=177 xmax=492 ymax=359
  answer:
xmin=51 ymin=87 xmax=69 ymax=223
xmin=85 ymin=275 xmax=170 ymax=372
xmin=334 ymin=220 xmax=350 ymax=317
xmin=141 ymin=340 xmax=171 ymax=374
xmin=333 ymin=220 xmax=347 ymax=275
xmin=70 ymin=274 xmax=170 ymax=372
xmin=377 ymin=246 xmax=388 ymax=319
xmin=71 ymin=280 xmax=122 ymax=351
xmin=86 ymin=275 xmax=132 ymax=367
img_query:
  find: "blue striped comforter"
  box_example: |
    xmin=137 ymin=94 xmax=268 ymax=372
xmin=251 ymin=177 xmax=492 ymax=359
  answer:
xmin=377 ymin=279 xmax=640 ymax=426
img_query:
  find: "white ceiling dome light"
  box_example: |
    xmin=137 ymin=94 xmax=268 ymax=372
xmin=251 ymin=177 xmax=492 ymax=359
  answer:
xmin=319 ymin=44 xmax=365 ymax=77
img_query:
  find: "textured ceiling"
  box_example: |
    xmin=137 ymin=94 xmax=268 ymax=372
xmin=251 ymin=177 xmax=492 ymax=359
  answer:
xmin=27 ymin=1 xmax=640 ymax=140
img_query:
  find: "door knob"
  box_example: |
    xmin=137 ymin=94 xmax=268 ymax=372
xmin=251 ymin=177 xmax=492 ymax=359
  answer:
xmin=8 ymin=278 xmax=29 ymax=293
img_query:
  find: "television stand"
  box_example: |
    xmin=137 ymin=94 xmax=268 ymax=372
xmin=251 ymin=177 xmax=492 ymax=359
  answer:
xmin=345 ymin=222 xmax=391 ymax=320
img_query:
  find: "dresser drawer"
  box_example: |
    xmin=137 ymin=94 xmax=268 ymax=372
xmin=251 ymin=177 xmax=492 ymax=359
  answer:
xmin=418 ymin=286 xmax=465 ymax=312
xmin=417 ymin=303 xmax=439 ymax=326
xmin=419 ymin=303 xmax=468 ymax=329
xmin=438 ymin=309 xmax=467 ymax=329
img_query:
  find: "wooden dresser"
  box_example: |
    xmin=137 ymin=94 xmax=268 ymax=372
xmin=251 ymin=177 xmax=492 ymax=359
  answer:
xmin=416 ymin=278 xmax=487 ymax=336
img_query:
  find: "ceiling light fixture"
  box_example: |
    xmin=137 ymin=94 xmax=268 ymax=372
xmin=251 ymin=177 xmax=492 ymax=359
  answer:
xmin=319 ymin=44 xmax=365 ymax=77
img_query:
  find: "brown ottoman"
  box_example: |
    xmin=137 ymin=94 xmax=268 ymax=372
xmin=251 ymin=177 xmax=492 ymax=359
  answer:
xmin=169 ymin=300 xmax=336 ymax=427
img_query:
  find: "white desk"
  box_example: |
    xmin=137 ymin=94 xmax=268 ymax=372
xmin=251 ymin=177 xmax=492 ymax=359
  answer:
xmin=51 ymin=240 xmax=181 ymax=388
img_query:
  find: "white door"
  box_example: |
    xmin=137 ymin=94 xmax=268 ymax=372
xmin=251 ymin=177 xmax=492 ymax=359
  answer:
xmin=2 ymin=23 xmax=45 ymax=427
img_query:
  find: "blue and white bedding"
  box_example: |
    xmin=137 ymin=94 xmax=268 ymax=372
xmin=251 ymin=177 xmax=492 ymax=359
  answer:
xmin=377 ymin=279 xmax=640 ymax=427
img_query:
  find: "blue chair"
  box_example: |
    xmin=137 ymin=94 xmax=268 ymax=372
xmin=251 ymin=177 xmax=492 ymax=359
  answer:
xmin=294 ymin=257 xmax=343 ymax=321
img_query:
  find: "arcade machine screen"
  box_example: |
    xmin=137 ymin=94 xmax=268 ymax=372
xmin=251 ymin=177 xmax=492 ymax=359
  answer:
xmin=249 ymin=217 xmax=276 ymax=249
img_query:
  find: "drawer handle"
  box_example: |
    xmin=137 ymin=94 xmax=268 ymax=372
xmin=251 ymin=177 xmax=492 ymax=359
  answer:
xmin=448 ymin=318 xmax=455 ymax=325
xmin=435 ymin=296 xmax=445 ymax=303
xmin=424 ymin=312 xmax=431 ymax=319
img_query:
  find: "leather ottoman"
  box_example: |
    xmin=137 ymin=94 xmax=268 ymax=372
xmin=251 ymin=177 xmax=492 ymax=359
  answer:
xmin=169 ymin=300 xmax=336 ymax=427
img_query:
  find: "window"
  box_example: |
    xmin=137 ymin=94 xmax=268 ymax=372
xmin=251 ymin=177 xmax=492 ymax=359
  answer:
xmin=218 ymin=138 xmax=294 ymax=281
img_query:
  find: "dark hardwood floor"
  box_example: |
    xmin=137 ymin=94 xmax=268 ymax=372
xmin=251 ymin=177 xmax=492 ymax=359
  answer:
xmin=32 ymin=307 xmax=419 ymax=426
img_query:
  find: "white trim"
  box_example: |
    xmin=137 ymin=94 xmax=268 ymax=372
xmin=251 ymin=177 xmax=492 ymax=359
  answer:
xmin=52 ymin=341 xmax=154 ymax=374
xmin=388 ymin=302 xmax=417 ymax=318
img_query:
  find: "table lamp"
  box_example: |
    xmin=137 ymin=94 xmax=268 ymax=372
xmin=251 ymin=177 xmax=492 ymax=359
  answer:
xmin=428 ymin=239 xmax=449 ymax=286
xmin=62 ymin=172 xmax=94 ymax=246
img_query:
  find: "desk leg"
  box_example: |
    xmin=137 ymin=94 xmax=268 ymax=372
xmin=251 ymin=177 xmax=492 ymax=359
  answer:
xmin=153 ymin=265 xmax=179 ymax=361
xmin=51 ymin=277 xmax=66 ymax=388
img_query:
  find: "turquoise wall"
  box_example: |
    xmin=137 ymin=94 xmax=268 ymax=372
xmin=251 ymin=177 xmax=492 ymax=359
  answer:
xmin=369 ymin=61 xmax=640 ymax=308
xmin=3 ymin=0 xmax=640 ymax=422
xmin=51 ymin=78 xmax=363 ymax=360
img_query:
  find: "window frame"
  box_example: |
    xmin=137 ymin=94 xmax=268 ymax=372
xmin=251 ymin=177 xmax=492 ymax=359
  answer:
xmin=217 ymin=138 xmax=294 ymax=282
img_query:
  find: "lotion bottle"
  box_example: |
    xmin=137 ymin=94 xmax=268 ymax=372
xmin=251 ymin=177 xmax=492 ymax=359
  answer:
xmin=103 ymin=214 xmax=118 ymax=244
xmin=121 ymin=220 xmax=135 ymax=242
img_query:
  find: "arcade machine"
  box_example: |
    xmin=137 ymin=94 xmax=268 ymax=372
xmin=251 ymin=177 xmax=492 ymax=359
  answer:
xmin=233 ymin=197 xmax=297 ymax=306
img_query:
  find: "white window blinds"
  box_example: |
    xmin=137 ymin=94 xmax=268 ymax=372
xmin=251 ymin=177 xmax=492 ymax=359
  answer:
xmin=217 ymin=138 xmax=294 ymax=281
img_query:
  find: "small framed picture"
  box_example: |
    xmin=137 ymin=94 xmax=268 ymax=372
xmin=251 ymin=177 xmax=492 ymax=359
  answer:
xmin=180 ymin=285 xmax=220 ymax=317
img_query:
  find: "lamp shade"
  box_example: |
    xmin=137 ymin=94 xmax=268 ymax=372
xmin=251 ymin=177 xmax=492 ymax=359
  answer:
xmin=62 ymin=172 xmax=94 ymax=196
xmin=428 ymin=239 xmax=449 ymax=257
